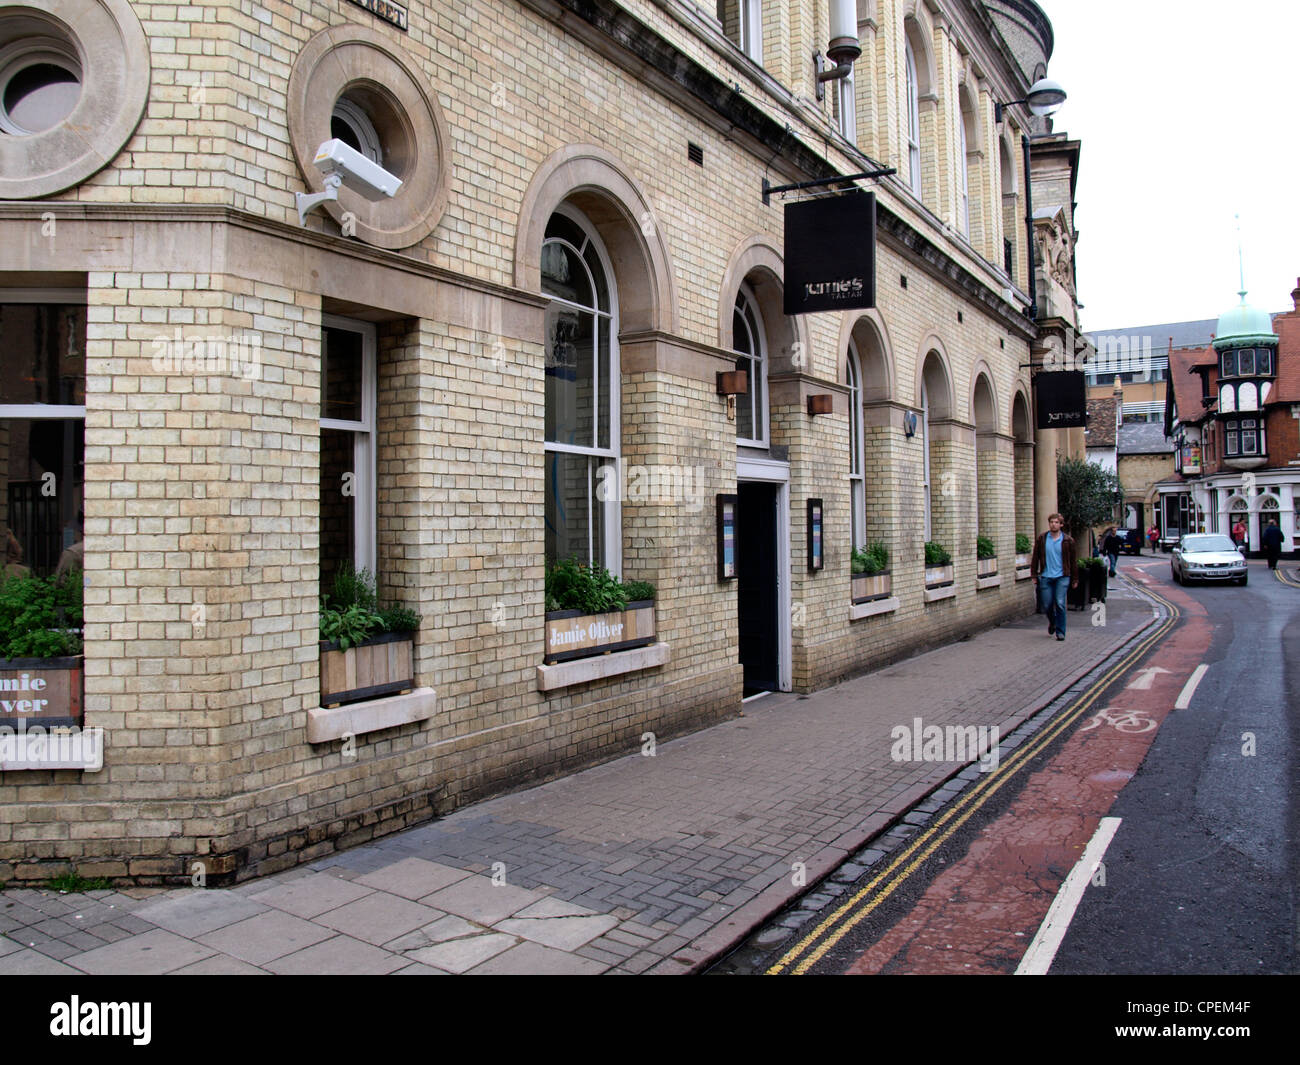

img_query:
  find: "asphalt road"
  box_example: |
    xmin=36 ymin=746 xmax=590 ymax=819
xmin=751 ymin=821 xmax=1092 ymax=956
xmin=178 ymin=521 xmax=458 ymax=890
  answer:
xmin=1049 ymin=560 xmax=1299 ymax=974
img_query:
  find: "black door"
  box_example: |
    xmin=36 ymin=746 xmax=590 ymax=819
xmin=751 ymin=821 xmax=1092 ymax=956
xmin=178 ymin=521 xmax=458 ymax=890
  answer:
xmin=737 ymin=481 xmax=779 ymax=695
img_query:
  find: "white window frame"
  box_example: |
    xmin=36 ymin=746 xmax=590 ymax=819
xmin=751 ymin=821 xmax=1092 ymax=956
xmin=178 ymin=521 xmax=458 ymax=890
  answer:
xmin=921 ymin=378 xmax=932 ymax=541
xmin=958 ymin=104 xmax=970 ymax=235
xmin=543 ymin=207 xmax=621 ymax=573
xmin=905 ymin=40 xmax=921 ymax=197
xmin=847 ymin=344 xmax=865 ymax=549
xmin=0 ymin=289 xmax=87 ymax=580
xmin=733 ymin=283 xmax=768 ymax=449
xmin=320 ymin=314 xmax=377 ymax=578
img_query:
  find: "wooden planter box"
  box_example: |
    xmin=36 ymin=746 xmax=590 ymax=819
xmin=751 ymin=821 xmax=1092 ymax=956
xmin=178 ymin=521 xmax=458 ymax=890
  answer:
xmin=851 ymin=571 xmax=892 ymax=603
xmin=924 ymin=563 xmax=954 ymax=588
xmin=1015 ymin=552 xmax=1032 ymax=570
xmin=544 ymin=601 xmax=655 ymax=664
xmin=0 ymin=655 xmax=83 ymax=727
xmin=320 ymin=631 xmax=415 ymax=707
xmin=977 ymin=557 xmax=998 ymax=578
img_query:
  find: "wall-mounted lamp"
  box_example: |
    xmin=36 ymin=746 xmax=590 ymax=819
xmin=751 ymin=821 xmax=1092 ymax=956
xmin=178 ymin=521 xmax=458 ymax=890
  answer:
xmin=903 ymin=410 xmax=918 ymax=437
xmin=807 ymin=394 xmax=833 ymax=416
xmin=994 ymin=78 xmax=1067 ymax=125
xmin=717 ymin=370 xmax=748 ymax=422
xmin=814 ymin=0 xmax=861 ymax=102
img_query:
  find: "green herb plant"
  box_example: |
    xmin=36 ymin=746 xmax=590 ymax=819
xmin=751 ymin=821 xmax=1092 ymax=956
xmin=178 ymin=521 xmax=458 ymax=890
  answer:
xmin=318 ymin=563 xmax=419 ymax=646
xmin=924 ymin=541 xmax=952 ymax=567
xmin=544 ymin=558 xmax=655 ymax=614
xmin=976 ymin=535 xmax=996 ymax=560
xmin=1016 ymin=533 xmax=1032 ymax=554
xmin=851 ymin=543 xmax=890 ymax=575
xmin=0 ymin=569 xmax=83 ymax=659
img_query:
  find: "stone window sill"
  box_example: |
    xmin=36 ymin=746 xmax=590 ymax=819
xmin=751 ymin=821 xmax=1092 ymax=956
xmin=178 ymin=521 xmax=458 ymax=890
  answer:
xmin=924 ymin=585 xmax=957 ymax=603
xmin=1016 ymin=567 xmax=1033 ymax=581
xmin=537 ymin=642 xmax=670 ymax=692
xmin=850 ymin=596 xmax=899 ymax=620
xmin=976 ymin=575 xmax=1003 ymax=590
xmin=307 ymin=687 xmax=438 ymax=744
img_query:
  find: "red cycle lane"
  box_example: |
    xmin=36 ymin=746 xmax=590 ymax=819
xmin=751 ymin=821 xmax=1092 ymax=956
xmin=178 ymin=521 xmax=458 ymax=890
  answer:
xmin=847 ymin=570 xmax=1213 ymax=975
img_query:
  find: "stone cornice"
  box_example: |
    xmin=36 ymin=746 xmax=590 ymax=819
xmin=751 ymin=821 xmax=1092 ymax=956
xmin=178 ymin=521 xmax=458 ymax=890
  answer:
xmin=0 ymin=202 xmax=548 ymax=310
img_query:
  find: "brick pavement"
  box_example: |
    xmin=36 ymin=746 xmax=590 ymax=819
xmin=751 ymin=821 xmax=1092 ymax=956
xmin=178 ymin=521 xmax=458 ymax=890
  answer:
xmin=0 ymin=579 xmax=1156 ymax=975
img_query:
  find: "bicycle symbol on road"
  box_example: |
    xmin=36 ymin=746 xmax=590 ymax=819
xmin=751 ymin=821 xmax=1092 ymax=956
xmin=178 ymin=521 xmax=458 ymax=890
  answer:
xmin=1079 ymin=707 xmax=1158 ymax=734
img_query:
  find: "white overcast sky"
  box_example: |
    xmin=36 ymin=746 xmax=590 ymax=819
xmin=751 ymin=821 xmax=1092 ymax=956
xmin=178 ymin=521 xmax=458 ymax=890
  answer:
xmin=1033 ymin=1 xmax=1300 ymax=332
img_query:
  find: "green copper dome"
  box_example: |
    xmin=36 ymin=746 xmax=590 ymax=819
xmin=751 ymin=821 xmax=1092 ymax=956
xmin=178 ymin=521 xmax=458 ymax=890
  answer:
xmin=1213 ymin=291 xmax=1277 ymax=350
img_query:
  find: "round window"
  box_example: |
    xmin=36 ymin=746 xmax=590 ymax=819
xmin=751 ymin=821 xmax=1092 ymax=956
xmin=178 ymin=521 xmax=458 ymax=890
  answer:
xmin=0 ymin=37 xmax=82 ymax=136
xmin=330 ymin=96 xmax=383 ymax=165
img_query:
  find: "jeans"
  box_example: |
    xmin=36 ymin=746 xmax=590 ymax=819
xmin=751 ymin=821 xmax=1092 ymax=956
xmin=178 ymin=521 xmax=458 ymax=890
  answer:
xmin=1038 ymin=575 xmax=1071 ymax=637
xmin=1106 ymin=551 xmax=1118 ymax=576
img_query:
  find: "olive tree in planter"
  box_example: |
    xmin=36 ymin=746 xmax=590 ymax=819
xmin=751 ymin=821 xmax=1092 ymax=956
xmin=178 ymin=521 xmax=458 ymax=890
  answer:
xmin=0 ymin=569 xmax=84 ymax=727
xmin=543 ymin=558 xmax=655 ymax=664
xmin=924 ymin=541 xmax=953 ymax=587
xmin=319 ymin=565 xmax=420 ymax=707
xmin=850 ymin=543 xmax=891 ymax=603
xmin=976 ymin=534 xmax=998 ymax=578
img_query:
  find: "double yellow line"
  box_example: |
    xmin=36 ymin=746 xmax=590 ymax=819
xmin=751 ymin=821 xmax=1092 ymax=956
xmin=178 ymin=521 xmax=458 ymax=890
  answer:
xmin=766 ymin=580 xmax=1181 ymax=975
xmin=1273 ymin=565 xmax=1300 ymax=589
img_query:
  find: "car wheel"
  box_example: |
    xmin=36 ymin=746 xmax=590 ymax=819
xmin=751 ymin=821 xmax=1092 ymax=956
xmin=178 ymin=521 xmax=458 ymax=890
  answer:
xmin=1239 ymin=575 xmax=1248 ymax=587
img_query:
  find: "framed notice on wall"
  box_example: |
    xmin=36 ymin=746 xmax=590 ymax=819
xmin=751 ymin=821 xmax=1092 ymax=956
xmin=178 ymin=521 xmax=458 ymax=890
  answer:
xmin=717 ymin=494 xmax=737 ymax=580
xmin=807 ymin=498 xmax=824 ymax=572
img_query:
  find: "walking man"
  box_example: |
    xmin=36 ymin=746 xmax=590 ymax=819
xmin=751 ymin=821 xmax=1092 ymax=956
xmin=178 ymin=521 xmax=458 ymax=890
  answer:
xmin=1101 ymin=526 xmax=1122 ymax=578
xmin=1031 ymin=513 xmax=1078 ymax=641
xmin=1262 ymin=518 xmax=1285 ymax=570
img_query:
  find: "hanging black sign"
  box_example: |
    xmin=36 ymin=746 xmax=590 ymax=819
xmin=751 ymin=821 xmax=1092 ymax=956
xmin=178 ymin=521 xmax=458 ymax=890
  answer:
xmin=1035 ymin=370 xmax=1087 ymax=429
xmin=784 ymin=191 xmax=876 ymax=315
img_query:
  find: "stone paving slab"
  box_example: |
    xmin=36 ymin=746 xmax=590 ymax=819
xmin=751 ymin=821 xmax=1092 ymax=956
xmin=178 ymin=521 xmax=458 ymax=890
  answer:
xmin=69 ymin=928 xmax=216 ymax=975
xmin=0 ymin=583 xmax=1157 ymax=976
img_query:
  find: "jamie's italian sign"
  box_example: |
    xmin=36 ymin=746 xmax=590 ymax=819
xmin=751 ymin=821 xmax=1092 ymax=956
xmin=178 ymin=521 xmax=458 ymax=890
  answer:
xmin=784 ymin=190 xmax=877 ymax=315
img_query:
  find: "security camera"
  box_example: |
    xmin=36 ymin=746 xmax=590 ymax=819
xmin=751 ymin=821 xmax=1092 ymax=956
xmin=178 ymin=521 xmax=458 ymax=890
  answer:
xmin=296 ymin=138 xmax=403 ymax=226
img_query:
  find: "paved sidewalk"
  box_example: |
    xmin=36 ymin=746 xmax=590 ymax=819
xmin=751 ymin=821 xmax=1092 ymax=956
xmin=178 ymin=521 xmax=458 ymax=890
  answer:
xmin=0 ymin=577 xmax=1157 ymax=975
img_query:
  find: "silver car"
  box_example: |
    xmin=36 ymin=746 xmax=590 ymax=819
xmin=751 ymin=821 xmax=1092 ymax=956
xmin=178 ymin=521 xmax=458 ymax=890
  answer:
xmin=1171 ymin=534 xmax=1248 ymax=586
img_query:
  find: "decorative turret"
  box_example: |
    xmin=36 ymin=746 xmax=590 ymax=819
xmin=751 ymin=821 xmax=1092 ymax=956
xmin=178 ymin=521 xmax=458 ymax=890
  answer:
xmin=1211 ymin=290 xmax=1276 ymax=468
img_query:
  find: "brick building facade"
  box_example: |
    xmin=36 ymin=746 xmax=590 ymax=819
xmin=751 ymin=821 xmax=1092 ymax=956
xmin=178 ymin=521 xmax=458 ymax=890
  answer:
xmin=1160 ymin=280 xmax=1300 ymax=554
xmin=0 ymin=0 xmax=1077 ymax=883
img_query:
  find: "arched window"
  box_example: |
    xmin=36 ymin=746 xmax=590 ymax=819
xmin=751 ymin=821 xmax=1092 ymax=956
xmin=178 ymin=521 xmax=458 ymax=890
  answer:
xmin=958 ymin=103 xmax=970 ymax=235
xmin=905 ymin=40 xmax=921 ymax=197
xmin=921 ymin=376 xmax=932 ymax=541
xmin=542 ymin=209 xmax=620 ymax=571
xmin=733 ymin=284 xmax=767 ymax=446
xmin=847 ymin=344 xmax=865 ymax=548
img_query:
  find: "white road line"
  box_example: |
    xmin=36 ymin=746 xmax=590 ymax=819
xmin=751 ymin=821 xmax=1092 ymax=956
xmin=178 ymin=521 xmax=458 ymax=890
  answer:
xmin=1015 ymin=816 xmax=1122 ymax=976
xmin=1175 ymin=664 xmax=1209 ymax=710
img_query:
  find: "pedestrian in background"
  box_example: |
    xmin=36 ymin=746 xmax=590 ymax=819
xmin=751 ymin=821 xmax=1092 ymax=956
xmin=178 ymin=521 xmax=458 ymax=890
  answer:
xmin=1147 ymin=523 xmax=1159 ymax=552
xmin=1262 ymin=519 xmax=1285 ymax=570
xmin=1031 ymin=513 xmax=1078 ymax=642
xmin=1101 ymin=527 xmax=1122 ymax=578
xmin=1232 ymin=518 xmax=1246 ymax=548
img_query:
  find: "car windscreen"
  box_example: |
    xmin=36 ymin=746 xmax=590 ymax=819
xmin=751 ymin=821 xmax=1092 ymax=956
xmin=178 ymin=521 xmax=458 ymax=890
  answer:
xmin=1181 ymin=535 xmax=1236 ymax=552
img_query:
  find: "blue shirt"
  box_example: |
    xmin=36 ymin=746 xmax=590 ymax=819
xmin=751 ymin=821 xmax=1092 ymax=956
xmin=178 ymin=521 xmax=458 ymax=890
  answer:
xmin=1044 ymin=533 xmax=1064 ymax=578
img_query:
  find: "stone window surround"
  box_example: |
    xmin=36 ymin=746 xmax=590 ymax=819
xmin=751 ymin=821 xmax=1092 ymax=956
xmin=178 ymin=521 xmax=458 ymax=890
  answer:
xmin=286 ymin=23 xmax=451 ymax=250
xmin=0 ymin=0 xmax=150 ymax=199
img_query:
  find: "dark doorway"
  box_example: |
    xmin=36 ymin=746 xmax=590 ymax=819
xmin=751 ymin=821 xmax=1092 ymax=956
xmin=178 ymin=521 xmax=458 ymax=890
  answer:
xmin=737 ymin=481 xmax=780 ymax=695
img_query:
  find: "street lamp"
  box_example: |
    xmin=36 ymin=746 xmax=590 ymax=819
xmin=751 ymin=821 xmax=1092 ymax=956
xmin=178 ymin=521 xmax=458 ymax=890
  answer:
xmin=995 ymin=78 xmax=1067 ymax=124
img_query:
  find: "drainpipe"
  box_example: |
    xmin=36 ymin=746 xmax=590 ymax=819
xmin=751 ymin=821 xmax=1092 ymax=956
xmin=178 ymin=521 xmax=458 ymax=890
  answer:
xmin=1023 ymin=133 xmax=1035 ymax=320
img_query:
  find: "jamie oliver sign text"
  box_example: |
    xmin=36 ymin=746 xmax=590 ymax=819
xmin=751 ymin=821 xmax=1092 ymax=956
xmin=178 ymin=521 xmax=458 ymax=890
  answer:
xmin=784 ymin=190 xmax=876 ymax=315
